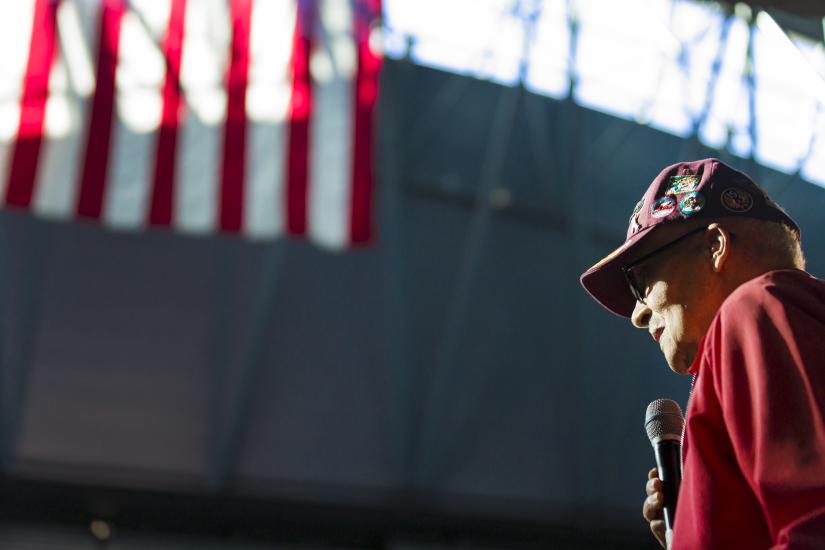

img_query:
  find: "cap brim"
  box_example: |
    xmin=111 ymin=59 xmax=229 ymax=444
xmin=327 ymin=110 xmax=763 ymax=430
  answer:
xmin=579 ymin=225 xmax=657 ymax=318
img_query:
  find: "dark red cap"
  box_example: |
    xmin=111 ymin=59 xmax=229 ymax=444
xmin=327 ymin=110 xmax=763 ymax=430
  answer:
xmin=579 ymin=158 xmax=800 ymax=317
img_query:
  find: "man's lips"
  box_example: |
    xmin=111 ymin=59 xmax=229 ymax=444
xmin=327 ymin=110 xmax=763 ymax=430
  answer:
xmin=651 ymin=327 xmax=664 ymax=343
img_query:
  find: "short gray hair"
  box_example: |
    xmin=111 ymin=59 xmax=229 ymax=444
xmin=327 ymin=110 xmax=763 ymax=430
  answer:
xmin=724 ymin=218 xmax=805 ymax=270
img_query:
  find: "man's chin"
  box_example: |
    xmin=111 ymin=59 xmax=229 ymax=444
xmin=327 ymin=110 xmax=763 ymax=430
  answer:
xmin=663 ymin=344 xmax=695 ymax=375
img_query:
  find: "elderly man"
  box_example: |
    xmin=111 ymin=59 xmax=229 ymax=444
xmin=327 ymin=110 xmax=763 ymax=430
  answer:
xmin=580 ymin=158 xmax=825 ymax=549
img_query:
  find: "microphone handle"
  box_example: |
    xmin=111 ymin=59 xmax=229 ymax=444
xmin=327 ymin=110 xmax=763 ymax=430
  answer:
xmin=654 ymin=439 xmax=682 ymax=547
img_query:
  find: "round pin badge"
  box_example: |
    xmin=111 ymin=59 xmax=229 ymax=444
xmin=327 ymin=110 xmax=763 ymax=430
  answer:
xmin=650 ymin=196 xmax=676 ymax=218
xmin=721 ymin=188 xmax=753 ymax=213
xmin=679 ymin=192 xmax=705 ymax=216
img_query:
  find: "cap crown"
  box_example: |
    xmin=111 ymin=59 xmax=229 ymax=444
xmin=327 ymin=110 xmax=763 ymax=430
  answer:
xmin=625 ymin=158 xmax=798 ymax=240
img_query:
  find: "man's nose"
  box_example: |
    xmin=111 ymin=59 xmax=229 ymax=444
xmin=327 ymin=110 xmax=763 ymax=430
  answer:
xmin=631 ymin=300 xmax=652 ymax=329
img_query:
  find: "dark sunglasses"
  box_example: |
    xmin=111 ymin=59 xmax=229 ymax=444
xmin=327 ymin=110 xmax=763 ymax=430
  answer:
xmin=621 ymin=226 xmax=713 ymax=304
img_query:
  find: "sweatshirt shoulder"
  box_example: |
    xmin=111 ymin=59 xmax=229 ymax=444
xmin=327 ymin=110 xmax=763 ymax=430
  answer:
xmin=718 ymin=269 xmax=825 ymax=320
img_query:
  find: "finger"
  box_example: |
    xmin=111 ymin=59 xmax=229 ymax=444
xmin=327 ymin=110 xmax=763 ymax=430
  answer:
xmin=646 ymin=477 xmax=663 ymax=496
xmin=650 ymin=519 xmax=666 ymax=548
xmin=648 ymin=467 xmax=660 ymax=480
xmin=642 ymin=492 xmax=664 ymax=522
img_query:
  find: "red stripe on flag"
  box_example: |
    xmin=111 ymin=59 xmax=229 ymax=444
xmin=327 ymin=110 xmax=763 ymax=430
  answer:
xmin=349 ymin=0 xmax=382 ymax=244
xmin=285 ymin=2 xmax=314 ymax=236
xmin=149 ymin=0 xmax=187 ymax=227
xmin=5 ymin=0 xmax=59 ymax=208
xmin=219 ymin=0 xmax=253 ymax=232
xmin=76 ymin=0 xmax=127 ymax=219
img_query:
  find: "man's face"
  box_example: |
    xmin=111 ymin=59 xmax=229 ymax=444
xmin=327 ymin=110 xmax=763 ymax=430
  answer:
xmin=628 ymin=230 xmax=719 ymax=374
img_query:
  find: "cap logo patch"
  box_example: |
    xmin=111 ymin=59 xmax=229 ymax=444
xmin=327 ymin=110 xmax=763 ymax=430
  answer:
xmin=628 ymin=199 xmax=644 ymax=232
xmin=650 ymin=196 xmax=676 ymax=218
xmin=666 ymin=175 xmax=699 ymax=195
xmin=629 ymin=199 xmax=644 ymax=222
xmin=679 ymin=192 xmax=705 ymax=216
xmin=721 ymin=188 xmax=753 ymax=213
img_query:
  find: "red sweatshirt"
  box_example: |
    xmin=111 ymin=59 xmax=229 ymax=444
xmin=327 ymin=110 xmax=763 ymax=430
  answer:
xmin=673 ymin=269 xmax=825 ymax=549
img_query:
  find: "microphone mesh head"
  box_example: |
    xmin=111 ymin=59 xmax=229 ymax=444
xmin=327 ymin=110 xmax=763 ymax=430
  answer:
xmin=645 ymin=398 xmax=685 ymax=442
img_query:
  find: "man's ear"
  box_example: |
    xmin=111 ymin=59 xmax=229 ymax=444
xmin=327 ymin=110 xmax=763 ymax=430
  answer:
xmin=705 ymin=223 xmax=730 ymax=272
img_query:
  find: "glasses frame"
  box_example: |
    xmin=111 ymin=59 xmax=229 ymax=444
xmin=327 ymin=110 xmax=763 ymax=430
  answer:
xmin=621 ymin=226 xmax=710 ymax=304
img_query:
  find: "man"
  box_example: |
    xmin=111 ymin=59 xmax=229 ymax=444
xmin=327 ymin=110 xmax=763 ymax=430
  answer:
xmin=579 ymin=158 xmax=825 ymax=548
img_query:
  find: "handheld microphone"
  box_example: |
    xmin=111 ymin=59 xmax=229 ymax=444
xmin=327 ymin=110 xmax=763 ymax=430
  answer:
xmin=645 ymin=399 xmax=684 ymax=550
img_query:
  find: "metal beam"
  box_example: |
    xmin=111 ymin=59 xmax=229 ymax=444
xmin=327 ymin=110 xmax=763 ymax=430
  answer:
xmin=378 ymin=61 xmax=420 ymax=486
xmin=209 ymin=240 xmax=288 ymax=489
xmin=0 ymin=217 xmax=51 ymax=467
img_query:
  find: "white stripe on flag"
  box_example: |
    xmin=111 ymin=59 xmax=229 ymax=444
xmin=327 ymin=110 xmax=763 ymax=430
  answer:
xmin=175 ymin=0 xmax=230 ymax=234
xmin=307 ymin=0 xmax=356 ymax=250
xmin=3 ymin=0 xmax=376 ymax=246
xmin=243 ymin=0 xmax=296 ymax=239
xmin=33 ymin=0 xmax=96 ymax=219
xmin=0 ymin=0 xmax=37 ymax=202
xmin=103 ymin=0 xmax=171 ymax=229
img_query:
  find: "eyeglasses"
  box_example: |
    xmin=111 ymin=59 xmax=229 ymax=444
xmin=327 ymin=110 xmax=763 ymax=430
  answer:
xmin=621 ymin=226 xmax=709 ymax=304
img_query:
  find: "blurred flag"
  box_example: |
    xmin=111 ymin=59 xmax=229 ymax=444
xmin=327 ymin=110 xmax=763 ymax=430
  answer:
xmin=0 ymin=0 xmax=381 ymax=249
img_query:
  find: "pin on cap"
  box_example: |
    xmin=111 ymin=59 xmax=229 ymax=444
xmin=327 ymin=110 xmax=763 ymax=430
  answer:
xmin=579 ymin=158 xmax=800 ymax=317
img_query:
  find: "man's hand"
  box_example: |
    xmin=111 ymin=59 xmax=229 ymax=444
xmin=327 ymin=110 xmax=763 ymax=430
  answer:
xmin=643 ymin=467 xmax=667 ymax=548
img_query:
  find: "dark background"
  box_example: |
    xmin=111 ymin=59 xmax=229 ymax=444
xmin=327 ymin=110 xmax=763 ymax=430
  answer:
xmin=1 ymin=43 xmax=824 ymax=550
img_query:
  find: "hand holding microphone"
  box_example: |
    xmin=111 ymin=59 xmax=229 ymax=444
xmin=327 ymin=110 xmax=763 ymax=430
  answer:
xmin=643 ymin=399 xmax=684 ymax=549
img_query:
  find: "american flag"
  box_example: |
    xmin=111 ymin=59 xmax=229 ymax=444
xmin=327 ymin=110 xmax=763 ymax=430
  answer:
xmin=0 ymin=0 xmax=381 ymax=249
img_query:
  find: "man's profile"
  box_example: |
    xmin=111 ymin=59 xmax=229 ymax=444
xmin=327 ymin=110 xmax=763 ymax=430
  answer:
xmin=580 ymin=158 xmax=825 ymax=548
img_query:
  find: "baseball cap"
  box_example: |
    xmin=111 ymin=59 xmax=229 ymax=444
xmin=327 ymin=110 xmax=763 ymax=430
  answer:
xmin=579 ymin=158 xmax=800 ymax=317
